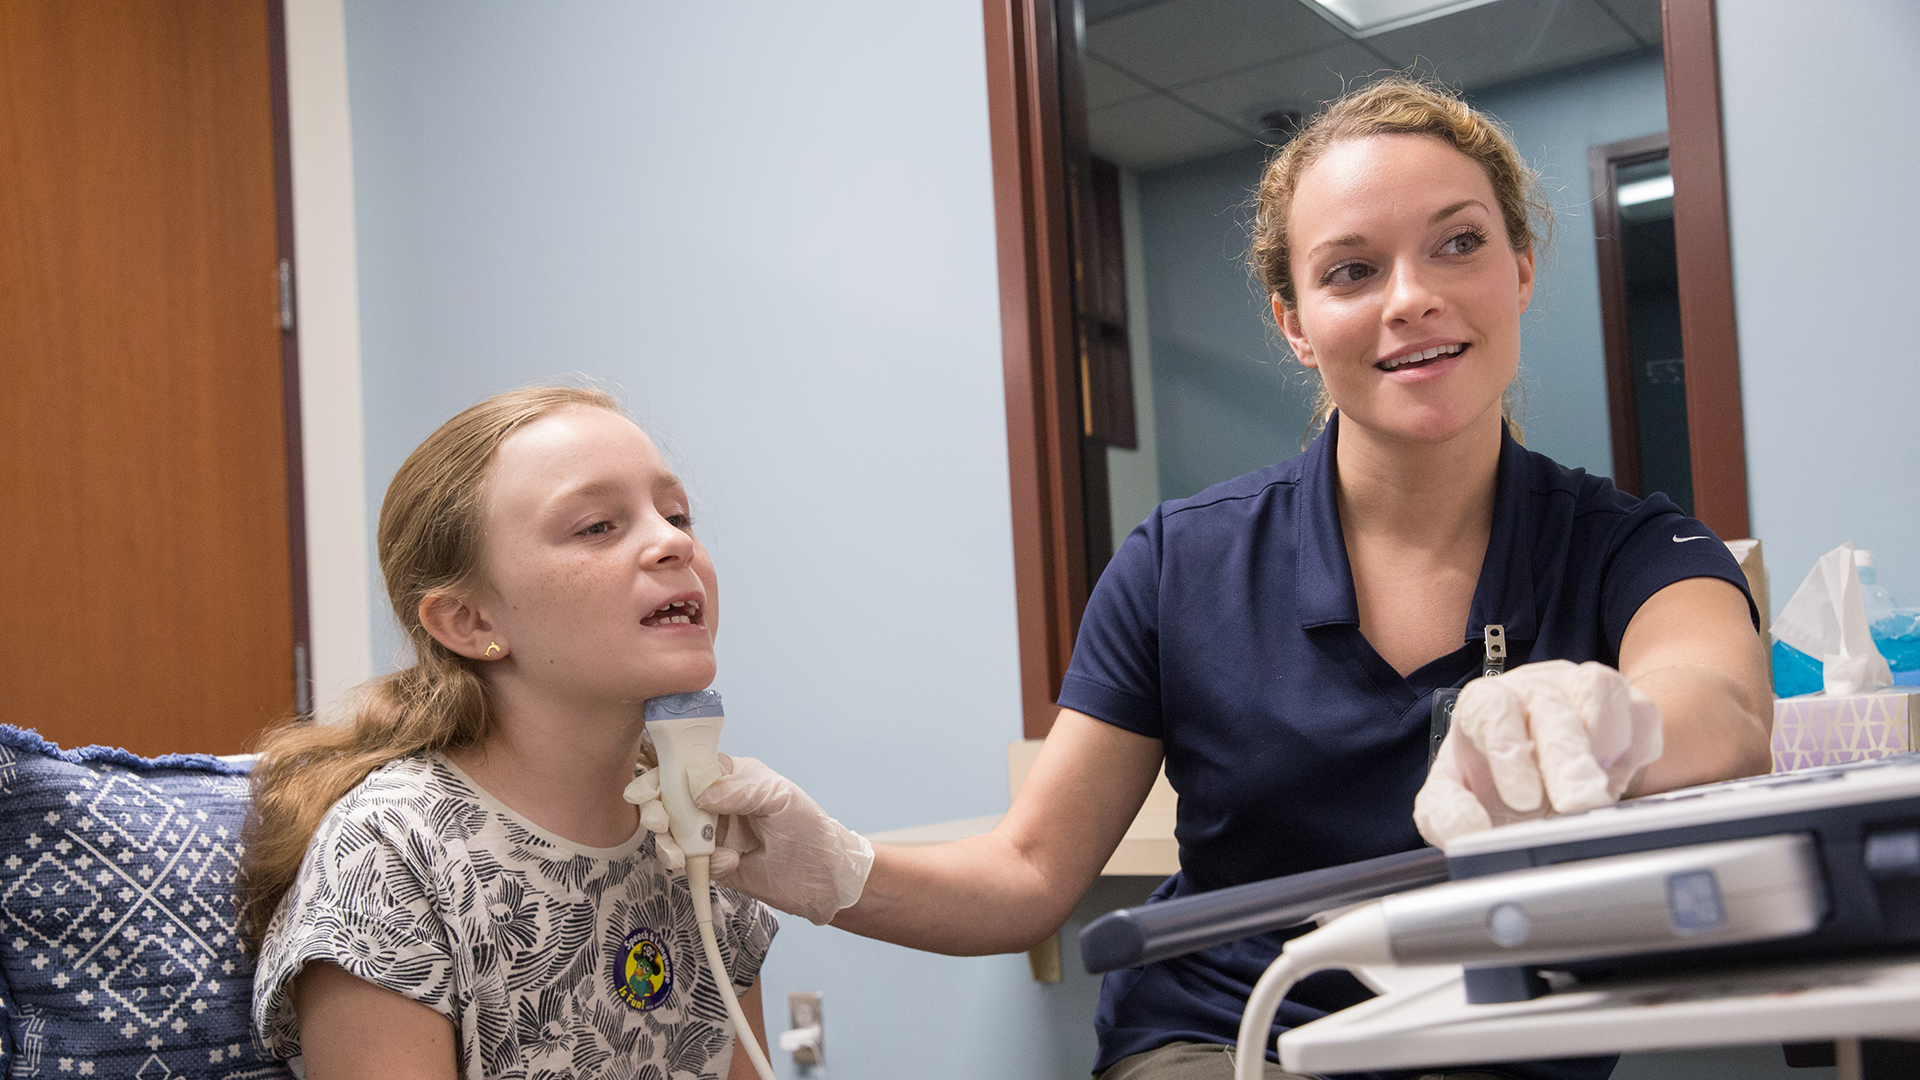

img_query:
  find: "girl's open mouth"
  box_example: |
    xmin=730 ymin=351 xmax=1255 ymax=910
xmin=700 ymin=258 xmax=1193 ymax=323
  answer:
xmin=641 ymin=599 xmax=702 ymax=627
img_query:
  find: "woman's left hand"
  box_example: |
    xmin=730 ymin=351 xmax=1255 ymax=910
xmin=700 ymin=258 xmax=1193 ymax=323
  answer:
xmin=1414 ymin=659 xmax=1664 ymax=845
xmin=626 ymin=754 xmax=874 ymax=926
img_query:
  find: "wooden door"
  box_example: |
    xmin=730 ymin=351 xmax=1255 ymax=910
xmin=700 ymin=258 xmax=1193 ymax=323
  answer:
xmin=0 ymin=1 xmax=304 ymax=756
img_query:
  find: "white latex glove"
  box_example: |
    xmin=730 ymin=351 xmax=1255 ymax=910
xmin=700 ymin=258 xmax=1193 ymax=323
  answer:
xmin=626 ymin=762 xmax=740 ymax=874
xmin=625 ymin=754 xmax=874 ymax=926
xmin=1413 ymin=660 xmax=1664 ymax=847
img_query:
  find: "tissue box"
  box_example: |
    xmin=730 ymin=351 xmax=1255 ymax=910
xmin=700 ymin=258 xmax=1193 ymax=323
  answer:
xmin=1773 ymin=689 xmax=1920 ymax=771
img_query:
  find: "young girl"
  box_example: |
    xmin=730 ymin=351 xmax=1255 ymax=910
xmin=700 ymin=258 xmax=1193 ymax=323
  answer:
xmin=240 ymin=386 xmax=777 ymax=1080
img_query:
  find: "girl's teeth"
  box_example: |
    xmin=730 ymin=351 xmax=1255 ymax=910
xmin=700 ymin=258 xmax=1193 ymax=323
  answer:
xmin=649 ymin=599 xmax=699 ymax=625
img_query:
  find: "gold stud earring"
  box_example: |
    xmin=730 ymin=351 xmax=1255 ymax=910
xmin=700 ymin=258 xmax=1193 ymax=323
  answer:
xmin=485 ymin=642 xmax=502 ymax=658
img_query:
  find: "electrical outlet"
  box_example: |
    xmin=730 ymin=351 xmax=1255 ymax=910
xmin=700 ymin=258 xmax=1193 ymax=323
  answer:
xmin=786 ymin=990 xmax=823 ymax=1066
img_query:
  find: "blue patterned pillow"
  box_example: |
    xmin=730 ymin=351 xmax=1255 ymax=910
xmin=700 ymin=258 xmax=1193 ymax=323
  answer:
xmin=0 ymin=949 xmax=13 ymax=1068
xmin=0 ymin=725 xmax=293 ymax=1079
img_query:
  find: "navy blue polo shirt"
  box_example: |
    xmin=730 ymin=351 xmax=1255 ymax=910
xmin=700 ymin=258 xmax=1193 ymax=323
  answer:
xmin=1061 ymin=416 xmax=1754 ymax=1079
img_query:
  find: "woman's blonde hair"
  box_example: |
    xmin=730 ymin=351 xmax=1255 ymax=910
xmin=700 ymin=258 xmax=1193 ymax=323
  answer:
xmin=1248 ymin=76 xmax=1549 ymax=442
xmin=238 ymin=384 xmax=632 ymax=952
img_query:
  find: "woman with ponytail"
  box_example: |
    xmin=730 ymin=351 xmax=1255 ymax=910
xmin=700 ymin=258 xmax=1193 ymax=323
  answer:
xmin=240 ymin=386 xmax=776 ymax=1079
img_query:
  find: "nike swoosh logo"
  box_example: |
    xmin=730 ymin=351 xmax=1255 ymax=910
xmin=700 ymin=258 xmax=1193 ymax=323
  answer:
xmin=1672 ymin=535 xmax=1713 ymax=543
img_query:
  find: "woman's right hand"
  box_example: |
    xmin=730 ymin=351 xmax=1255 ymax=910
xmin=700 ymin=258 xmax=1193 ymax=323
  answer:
xmin=626 ymin=755 xmax=873 ymax=926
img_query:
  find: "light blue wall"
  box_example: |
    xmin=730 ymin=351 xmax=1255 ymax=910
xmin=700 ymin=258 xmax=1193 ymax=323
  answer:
xmin=339 ymin=3 xmax=1112 ymax=1076
xmin=1473 ymin=49 xmax=1669 ymax=479
xmin=1137 ymin=145 xmax=1316 ymax=501
xmin=1135 ymin=51 xmax=1668 ymax=500
xmin=1719 ymin=1 xmax=1920 ymax=615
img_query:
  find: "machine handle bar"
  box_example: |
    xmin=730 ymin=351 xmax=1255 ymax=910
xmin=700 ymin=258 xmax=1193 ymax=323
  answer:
xmin=1078 ymin=847 xmax=1450 ymax=974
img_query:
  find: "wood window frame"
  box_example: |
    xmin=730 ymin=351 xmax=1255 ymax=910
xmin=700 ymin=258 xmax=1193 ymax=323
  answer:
xmin=982 ymin=0 xmax=1750 ymax=736
xmin=984 ymin=0 xmax=1085 ymax=738
xmin=1660 ymin=0 xmax=1750 ymax=542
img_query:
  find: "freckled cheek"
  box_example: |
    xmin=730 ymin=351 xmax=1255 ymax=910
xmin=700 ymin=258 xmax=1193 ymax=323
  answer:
xmin=497 ymin=560 xmax=621 ymax=625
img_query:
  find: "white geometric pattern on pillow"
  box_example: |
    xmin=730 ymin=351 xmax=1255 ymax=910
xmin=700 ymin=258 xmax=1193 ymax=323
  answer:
xmin=0 ymin=727 xmax=292 ymax=1078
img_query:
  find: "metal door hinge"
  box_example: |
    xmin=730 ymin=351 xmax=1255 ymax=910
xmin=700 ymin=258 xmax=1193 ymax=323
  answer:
xmin=278 ymin=258 xmax=295 ymax=331
xmin=294 ymin=642 xmax=311 ymax=717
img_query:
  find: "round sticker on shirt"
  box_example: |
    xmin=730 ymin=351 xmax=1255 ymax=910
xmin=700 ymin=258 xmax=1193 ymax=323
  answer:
xmin=617 ymin=928 xmax=673 ymax=1011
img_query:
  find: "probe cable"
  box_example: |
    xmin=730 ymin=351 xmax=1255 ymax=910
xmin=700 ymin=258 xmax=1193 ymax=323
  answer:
xmin=1233 ymin=901 xmax=1393 ymax=1080
xmin=688 ymin=854 xmax=778 ymax=1080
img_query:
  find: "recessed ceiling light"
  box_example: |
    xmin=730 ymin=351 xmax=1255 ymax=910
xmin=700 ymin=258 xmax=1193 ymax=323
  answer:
xmin=1298 ymin=0 xmax=1505 ymax=38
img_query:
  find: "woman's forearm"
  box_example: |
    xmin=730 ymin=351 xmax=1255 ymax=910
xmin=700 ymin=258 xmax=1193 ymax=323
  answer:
xmin=1620 ymin=577 xmax=1775 ymax=797
xmin=831 ymin=709 xmax=1164 ymax=955
xmin=1629 ymin=661 xmax=1772 ymax=795
xmin=830 ymin=833 xmax=1079 ymax=954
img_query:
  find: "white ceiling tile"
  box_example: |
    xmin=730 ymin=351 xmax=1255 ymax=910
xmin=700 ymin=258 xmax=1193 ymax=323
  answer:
xmin=1086 ymin=0 xmax=1352 ymax=89
xmin=1364 ymin=0 xmax=1640 ymax=89
xmin=1088 ymin=93 xmax=1263 ymax=168
xmin=1085 ymin=55 xmax=1160 ymax=110
xmin=1088 ymin=0 xmax=1665 ymax=169
xmin=1172 ymin=41 xmax=1390 ymax=130
xmin=1594 ymin=0 xmax=1662 ymax=45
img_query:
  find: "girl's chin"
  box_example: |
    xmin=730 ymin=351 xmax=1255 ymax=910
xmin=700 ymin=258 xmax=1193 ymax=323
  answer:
xmin=643 ymin=661 xmax=719 ymax=699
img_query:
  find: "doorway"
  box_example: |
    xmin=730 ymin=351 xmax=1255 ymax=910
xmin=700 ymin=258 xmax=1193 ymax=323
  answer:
xmin=984 ymin=0 xmax=1750 ymax=737
xmin=0 ymin=1 xmax=308 ymax=755
xmin=1593 ymin=134 xmax=1692 ymax=513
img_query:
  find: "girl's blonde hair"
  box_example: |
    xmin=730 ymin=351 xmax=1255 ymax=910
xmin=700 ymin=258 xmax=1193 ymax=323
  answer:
xmin=1248 ymin=76 xmax=1549 ymax=442
xmin=238 ymin=384 xmax=634 ymax=952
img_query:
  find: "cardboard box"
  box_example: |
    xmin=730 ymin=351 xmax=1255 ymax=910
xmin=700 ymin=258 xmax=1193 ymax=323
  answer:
xmin=1773 ymin=689 xmax=1920 ymax=772
xmin=1724 ymin=538 xmax=1770 ymax=641
xmin=1724 ymin=538 xmax=1772 ymax=688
